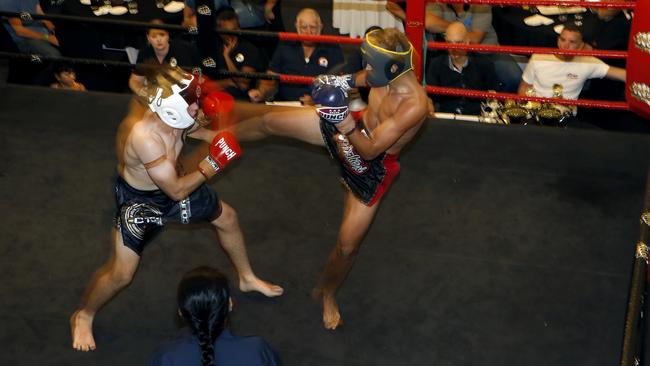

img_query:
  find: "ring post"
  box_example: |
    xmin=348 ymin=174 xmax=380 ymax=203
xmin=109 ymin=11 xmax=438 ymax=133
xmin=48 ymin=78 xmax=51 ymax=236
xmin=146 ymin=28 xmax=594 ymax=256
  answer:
xmin=404 ymin=0 xmax=426 ymax=82
xmin=626 ymin=0 xmax=650 ymax=119
xmin=620 ymin=167 xmax=650 ymax=366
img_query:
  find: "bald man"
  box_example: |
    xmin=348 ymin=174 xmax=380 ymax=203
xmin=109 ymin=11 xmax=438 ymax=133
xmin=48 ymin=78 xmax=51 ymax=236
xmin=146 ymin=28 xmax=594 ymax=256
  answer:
xmin=248 ymin=7 xmax=345 ymax=104
xmin=426 ymin=21 xmax=498 ymax=114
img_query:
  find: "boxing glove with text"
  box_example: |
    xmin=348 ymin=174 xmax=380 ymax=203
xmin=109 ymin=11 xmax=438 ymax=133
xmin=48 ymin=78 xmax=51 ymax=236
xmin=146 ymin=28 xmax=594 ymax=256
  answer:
xmin=197 ymin=131 xmax=241 ymax=179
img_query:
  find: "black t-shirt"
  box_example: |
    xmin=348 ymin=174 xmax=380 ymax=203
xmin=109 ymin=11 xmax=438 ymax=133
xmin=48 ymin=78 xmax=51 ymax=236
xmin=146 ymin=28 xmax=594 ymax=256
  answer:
xmin=268 ymin=42 xmax=345 ymax=101
xmin=221 ymin=38 xmax=268 ymax=99
xmin=133 ymin=39 xmax=200 ymax=75
xmin=426 ymin=53 xmax=498 ymax=115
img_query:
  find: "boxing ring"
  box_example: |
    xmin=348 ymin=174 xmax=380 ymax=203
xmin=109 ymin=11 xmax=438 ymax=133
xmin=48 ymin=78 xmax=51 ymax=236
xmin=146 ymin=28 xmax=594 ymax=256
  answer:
xmin=1 ymin=0 xmax=650 ymax=365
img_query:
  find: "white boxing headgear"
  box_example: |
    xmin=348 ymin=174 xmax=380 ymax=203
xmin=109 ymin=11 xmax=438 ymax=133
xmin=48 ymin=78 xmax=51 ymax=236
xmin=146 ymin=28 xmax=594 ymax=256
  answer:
xmin=148 ymin=71 xmax=200 ymax=129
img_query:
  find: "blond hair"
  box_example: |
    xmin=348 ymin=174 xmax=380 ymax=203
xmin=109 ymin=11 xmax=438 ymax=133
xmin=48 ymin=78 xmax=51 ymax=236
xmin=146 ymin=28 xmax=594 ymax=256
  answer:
xmin=366 ymin=28 xmax=411 ymax=52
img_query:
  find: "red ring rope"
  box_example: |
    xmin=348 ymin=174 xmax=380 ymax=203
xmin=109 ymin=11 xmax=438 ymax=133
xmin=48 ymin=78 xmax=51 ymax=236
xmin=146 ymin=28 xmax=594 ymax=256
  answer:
xmin=427 ymin=42 xmax=628 ymax=59
xmin=431 ymin=0 xmax=635 ymax=9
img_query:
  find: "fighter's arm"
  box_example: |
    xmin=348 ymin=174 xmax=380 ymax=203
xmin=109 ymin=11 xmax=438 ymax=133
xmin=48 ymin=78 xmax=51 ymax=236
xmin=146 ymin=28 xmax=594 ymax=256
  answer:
xmin=605 ymin=66 xmax=626 ymax=82
xmin=186 ymin=125 xmax=219 ymax=143
xmin=131 ymin=131 xmax=204 ymax=201
xmin=340 ymin=98 xmax=424 ymax=160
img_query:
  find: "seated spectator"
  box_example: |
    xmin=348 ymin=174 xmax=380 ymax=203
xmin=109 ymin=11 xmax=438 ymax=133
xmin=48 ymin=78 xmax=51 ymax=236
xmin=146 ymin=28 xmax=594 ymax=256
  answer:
xmin=50 ymin=63 xmax=86 ymax=91
xmin=214 ymin=7 xmax=267 ymax=100
xmin=586 ymin=7 xmax=631 ymax=52
xmin=580 ymin=7 xmax=631 ymax=101
xmin=518 ymin=23 xmax=626 ymax=100
xmin=425 ymin=2 xmax=522 ymax=93
xmin=0 ymin=0 xmax=60 ymax=85
xmin=0 ymin=0 xmax=60 ymax=57
xmin=426 ymin=22 xmax=498 ymax=115
xmin=248 ymin=8 xmax=345 ymax=104
xmin=128 ymin=19 xmax=199 ymax=94
xmin=148 ymin=266 xmax=282 ymax=366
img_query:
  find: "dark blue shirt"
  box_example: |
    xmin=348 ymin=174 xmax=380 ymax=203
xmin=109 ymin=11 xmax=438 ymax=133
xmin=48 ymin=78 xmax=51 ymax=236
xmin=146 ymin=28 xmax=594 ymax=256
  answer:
xmin=268 ymin=42 xmax=345 ymax=101
xmin=148 ymin=328 xmax=282 ymax=366
xmin=426 ymin=53 xmax=498 ymax=115
xmin=221 ymin=38 xmax=267 ymax=99
xmin=133 ymin=39 xmax=200 ymax=75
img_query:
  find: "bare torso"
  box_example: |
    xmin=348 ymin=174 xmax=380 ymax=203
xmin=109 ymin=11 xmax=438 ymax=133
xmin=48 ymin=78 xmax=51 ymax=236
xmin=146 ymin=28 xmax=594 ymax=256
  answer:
xmin=116 ymin=111 xmax=184 ymax=191
xmin=363 ymin=75 xmax=429 ymax=155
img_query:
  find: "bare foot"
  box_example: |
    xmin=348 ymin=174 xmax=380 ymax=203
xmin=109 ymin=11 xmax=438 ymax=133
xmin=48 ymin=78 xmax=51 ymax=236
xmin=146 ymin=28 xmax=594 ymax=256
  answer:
xmin=321 ymin=294 xmax=343 ymax=330
xmin=70 ymin=310 xmax=96 ymax=351
xmin=239 ymin=277 xmax=284 ymax=297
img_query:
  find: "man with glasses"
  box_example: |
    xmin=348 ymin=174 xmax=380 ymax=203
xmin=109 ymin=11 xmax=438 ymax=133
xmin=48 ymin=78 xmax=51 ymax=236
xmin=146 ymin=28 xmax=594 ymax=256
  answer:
xmin=248 ymin=7 xmax=345 ymax=104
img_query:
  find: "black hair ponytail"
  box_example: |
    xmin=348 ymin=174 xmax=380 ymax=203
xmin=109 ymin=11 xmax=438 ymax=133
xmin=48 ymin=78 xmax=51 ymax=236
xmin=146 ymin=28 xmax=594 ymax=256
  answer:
xmin=178 ymin=267 xmax=231 ymax=366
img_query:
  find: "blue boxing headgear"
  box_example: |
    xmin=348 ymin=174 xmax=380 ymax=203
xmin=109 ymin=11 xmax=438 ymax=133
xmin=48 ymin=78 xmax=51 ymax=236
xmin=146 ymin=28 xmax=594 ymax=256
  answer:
xmin=360 ymin=29 xmax=414 ymax=87
xmin=148 ymin=69 xmax=200 ymax=129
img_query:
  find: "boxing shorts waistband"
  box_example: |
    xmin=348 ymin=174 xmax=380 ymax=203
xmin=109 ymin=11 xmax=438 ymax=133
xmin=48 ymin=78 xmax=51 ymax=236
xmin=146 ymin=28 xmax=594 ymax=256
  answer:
xmin=116 ymin=176 xmax=167 ymax=199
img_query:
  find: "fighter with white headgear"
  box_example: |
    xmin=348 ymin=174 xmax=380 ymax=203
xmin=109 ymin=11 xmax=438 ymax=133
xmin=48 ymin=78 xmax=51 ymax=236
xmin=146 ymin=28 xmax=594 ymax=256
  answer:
xmin=70 ymin=64 xmax=283 ymax=352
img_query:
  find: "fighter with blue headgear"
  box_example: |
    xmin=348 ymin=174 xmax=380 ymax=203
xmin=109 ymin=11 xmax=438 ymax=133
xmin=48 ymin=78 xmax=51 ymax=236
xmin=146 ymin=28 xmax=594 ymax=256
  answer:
xmin=360 ymin=28 xmax=414 ymax=87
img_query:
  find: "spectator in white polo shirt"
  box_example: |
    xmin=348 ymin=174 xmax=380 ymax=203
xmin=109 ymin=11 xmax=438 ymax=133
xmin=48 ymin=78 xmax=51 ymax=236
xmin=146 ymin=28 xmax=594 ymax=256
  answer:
xmin=518 ymin=23 xmax=625 ymax=99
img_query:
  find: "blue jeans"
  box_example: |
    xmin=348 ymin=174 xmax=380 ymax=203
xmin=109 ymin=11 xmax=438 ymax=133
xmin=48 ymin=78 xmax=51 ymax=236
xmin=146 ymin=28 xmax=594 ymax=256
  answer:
xmin=15 ymin=38 xmax=61 ymax=58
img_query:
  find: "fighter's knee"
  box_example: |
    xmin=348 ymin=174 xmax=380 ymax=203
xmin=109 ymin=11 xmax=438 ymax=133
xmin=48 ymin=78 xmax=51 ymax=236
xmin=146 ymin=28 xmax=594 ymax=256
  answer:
xmin=211 ymin=203 xmax=239 ymax=230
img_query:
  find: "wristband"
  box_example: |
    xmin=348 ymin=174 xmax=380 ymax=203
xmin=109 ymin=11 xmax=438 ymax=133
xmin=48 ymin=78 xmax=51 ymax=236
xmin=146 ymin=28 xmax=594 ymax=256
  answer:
xmin=205 ymin=156 xmax=221 ymax=173
xmin=344 ymin=126 xmax=356 ymax=136
xmin=197 ymin=166 xmax=209 ymax=180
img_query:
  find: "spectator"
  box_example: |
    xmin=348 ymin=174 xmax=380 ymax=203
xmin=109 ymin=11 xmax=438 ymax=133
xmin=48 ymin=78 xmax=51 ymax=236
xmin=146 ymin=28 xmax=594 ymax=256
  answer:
xmin=425 ymin=2 xmax=522 ymax=93
xmin=148 ymin=266 xmax=282 ymax=366
xmin=183 ymin=0 xmax=231 ymax=28
xmin=518 ymin=23 xmax=626 ymax=100
xmin=426 ymin=22 xmax=498 ymax=115
xmin=128 ymin=19 xmax=200 ymax=94
xmin=587 ymin=7 xmax=631 ymax=53
xmin=580 ymin=7 xmax=631 ymax=101
xmin=248 ymin=8 xmax=345 ymax=104
xmin=0 ymin=0 xmax=60 ymax=85
xmin=50 ymin=63 xmax=86 ymax=91
xmin=214 ymin=7 xmax=267 ymax=100
xmin=0 ymin=0 xmax=60 ymax=57
xmin=230 ymin=0 xmax=284 ymax=63
xmin=385 ymin=0 xmax=406 ymax=23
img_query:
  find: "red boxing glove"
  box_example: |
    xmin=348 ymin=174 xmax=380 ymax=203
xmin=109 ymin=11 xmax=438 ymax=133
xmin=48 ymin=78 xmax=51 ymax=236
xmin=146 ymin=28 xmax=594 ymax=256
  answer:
xmin=198 ymin=131 xmax=242 ymax=179
xmin=202 ymin=91 xmax=235 ymax=118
